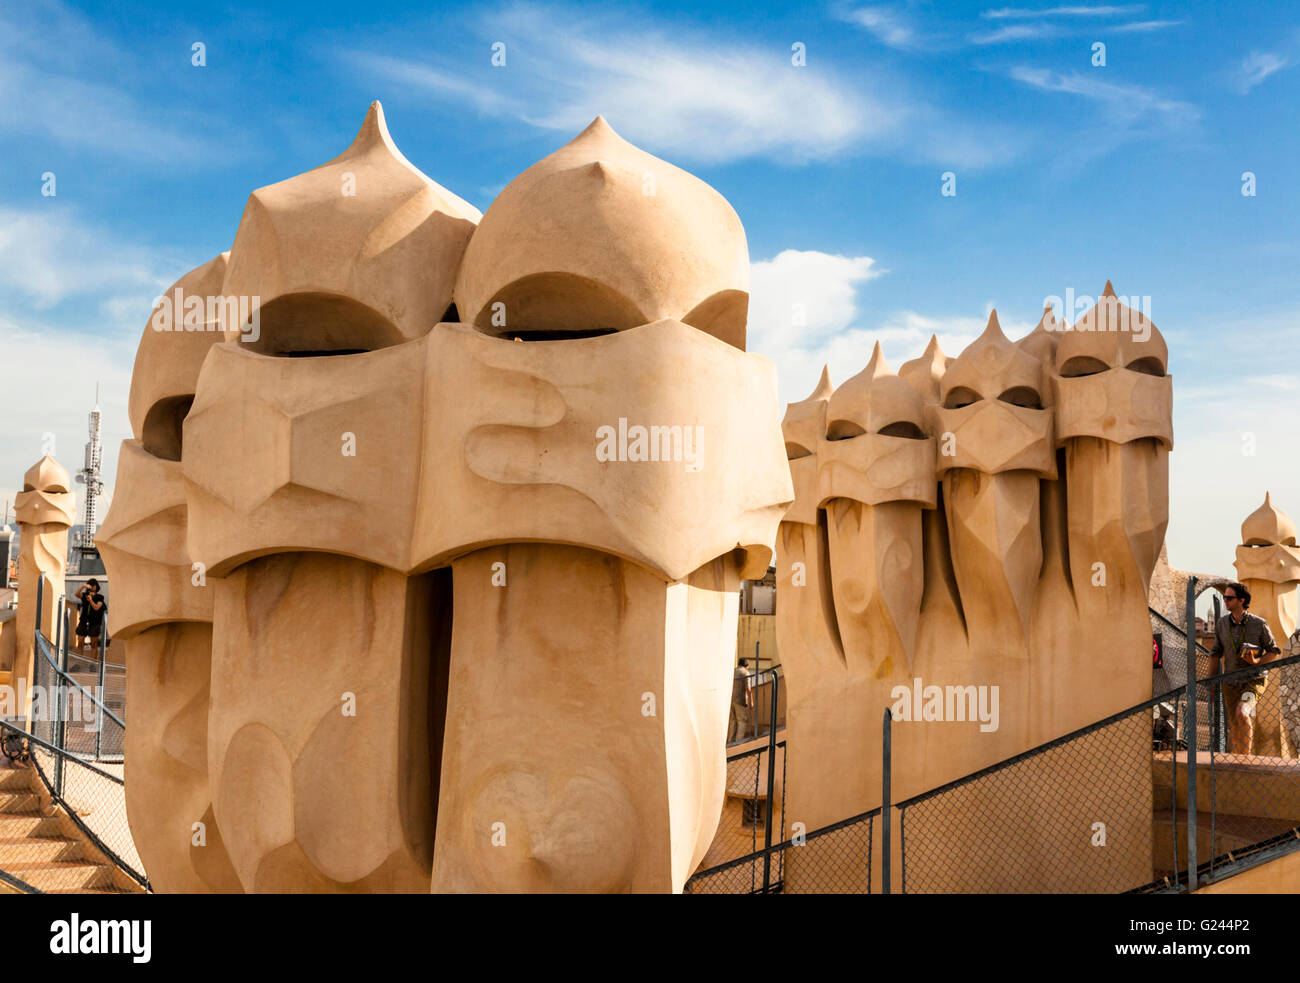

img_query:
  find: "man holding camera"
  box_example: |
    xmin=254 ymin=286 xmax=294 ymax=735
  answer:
xmin=1209 ymin=582 xmax=1280 ymax=755
xmin=73 ymin=579 xmax=106 ymax=657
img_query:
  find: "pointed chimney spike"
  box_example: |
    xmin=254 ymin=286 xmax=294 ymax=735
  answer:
xmin=804 ymin=365 xmax=834 ymax=401
xmin=866 ymin=340 xmax=894 ymax=376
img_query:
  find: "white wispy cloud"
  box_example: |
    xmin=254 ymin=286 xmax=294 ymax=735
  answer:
xmin=971 ymin=23 xmax=1061 ymax=44
xmin=344 ymin=3 xmax=869 ymax=165
xmin=746 ymin=249 xmax=1036 ymax=404
xmin=344 ymin=53 xmax=523 ymax=117
xmin=0 ymin=0 xmax=229 ymax=163
xmin=982 ymin=5 xmax=1146 ymax=18
xmin=1007 ymin=67 xmax=1200 ymax=150
xmin=749 ymin=250 xmax=882 ymax=352
xmin=1230 ymin=51 xmax=1289 ymax=93
xmin=0 ymin=204 xmax=186 ymax=525
xmin=343 ymin=2 xmax=1024 ymax=169
xmin=840 ymin=5 xmax=923 ymax=50
xmin=1111 ymin=19 xmax=1182 ymax=32
xmin=971 ymin=12 xmax=1177 ymax=43
xmin=0 ymin=207 xmax=183 ymax=312
xmin=0 ymin=314 xmax=135 ymax=528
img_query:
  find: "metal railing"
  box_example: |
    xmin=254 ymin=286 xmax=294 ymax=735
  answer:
xmin=28 ymin=576 xmax=125 ymax=764
xmin=685 ymin=805 xmax=878 ymax=895
xmin=894 ymin=581 xmax=1300 ymax=894
xmin=892 ymin=686 xmax=1181 ymax=893
xmin=0 ymin=719 xmax=146 ymax=892
xmin=1170 ymin=653 xmax=1300 ymax=887
xmin=0 ymin=575 xmax=144 ymax=892
xmin=33 ymin=628 xmax=125 ymax=764
xmin=686 ymin=668 xmax=788 ymax=893
xmin=694 ymin=584 xmax=1300 ymax=894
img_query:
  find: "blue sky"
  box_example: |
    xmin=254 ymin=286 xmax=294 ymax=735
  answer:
xmin=1 ymin=0 xmax=1297 ymax=580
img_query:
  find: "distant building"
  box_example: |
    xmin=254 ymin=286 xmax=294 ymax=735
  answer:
xmin=740 ymin=566 xmax=776 ymax=616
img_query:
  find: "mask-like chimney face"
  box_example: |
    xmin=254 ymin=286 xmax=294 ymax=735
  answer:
xmin=821 ymin=342 xmax=936 ymax=508
xmin=1236 ymin=492 xmax=1300 ymax=584
xmin=1052 ymin=283 xmax=1173 ymax=448
xmin=95 ymin=253 xmax=245 ymax=894
xmin=934 ymin=311 xmax=1056 ymax=479
xmin=774 ymin=291 xmax=1174 ymax=891
xmin=220 ymin=103 xmax=481 ymax=356
xmin=452 ymin=117 xmax=749 ymax=347
xmin=778 ymin=345 xmax=937 ymax=676
xmin=16 ymin=457 xmax=75 ymax=524
xmin=103 ymin=104 xmax=792 ymax=895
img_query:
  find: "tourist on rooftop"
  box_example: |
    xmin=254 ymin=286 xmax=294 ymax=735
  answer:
xmin=73 ymin=579 xmax=106 ymax=657
xmin=1209 ymin=582 xmax=1280 ymax=755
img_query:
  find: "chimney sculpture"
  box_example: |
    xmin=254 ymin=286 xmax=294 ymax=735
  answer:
xmin=96 ymin=252 xmax=242 ymax=893
xmin=13 ymin=456 xmax=75 ymax=713
xmin=100 ymin=105 xmax=791 ymax=893
xmin=1232 ymin=492 xmax=1300 ymax=757
xmin=776 ymin=285 xmax=1173 ymax=891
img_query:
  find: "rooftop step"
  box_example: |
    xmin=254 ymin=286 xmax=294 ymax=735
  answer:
xmin=3 ymin=860 xmax=117 ymax=892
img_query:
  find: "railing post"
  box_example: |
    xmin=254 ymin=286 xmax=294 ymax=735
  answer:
xmin=58 ymin=599 xmax=72 ymax=794
xmin=1211 ymin=593 xmax=1223 ymax=752
xmin=1185 ymin=576 xmax=1198 ymax=892
xmin=96 ymin=632 xmax=107 ymax=760
xmin=761 ymin=670 xmax=779 ymax=892
xmin=50 ymin=603 xmax=63 ymax=797
xmin=752 ymin=641 xmax=760 ymax=741
xmin=54 ymin=594 xmax=65 ymax=672
xmin=882 ymin=706 xmax=892 ymax=895
xmin=34 ymin=573 xmax=44 ymax=642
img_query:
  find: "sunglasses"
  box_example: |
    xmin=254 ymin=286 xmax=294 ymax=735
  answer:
xmin=1223 ymin=594 xmax=1239 ymax=601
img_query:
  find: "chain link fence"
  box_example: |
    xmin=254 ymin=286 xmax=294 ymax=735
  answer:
xmin=0 ymin=719 xmax=144 ymax=893
xmin=691 ymin=608 xmax=1300 ymax=895
xmin=687 ymin=669 xmax=789 ymax=892
xmin=1171 ymin=653 xmax=1300 ymax=883
xmin=685 ymin=807 xmax=877 ymax=894
xmin=686 ymin=738 xmax=787 ymax=893
xmin=896 ymin=652 xmax=1300 ymax=894
xmin=895 ymin=692 xmax=1172 ymax=893
xmin=0 ymin=600 xmax=143 ymax=893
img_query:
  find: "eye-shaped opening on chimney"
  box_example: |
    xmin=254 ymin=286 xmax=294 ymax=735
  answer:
xmin=240 ymin=292 xmax=404 ymax=356
xmin=683 ymin=289 xmax=748 ymax=350
xmin=826 ymin=420 xmax=866 ymax=441
xmin=942 ymin=386 xmax=981 ymax=410
xmin=23 ymin=478 xmax=70 ymax=494
xmin=472 ymin=273 xmax=645 ymax=340
xmin=142 ymin=395 xmax=195 ymax=462
xmin=1059 ymin=356 xmax=1110 ymax=378
xmin=1244 ymin=536 xmax=1294 ymax=548
xmin=1125 ymin=356 xmax=1166 ymax=377
xmin=785 ymin=441 xmax=814 ymax=460
xmin=877 ymin=421 xmax=926 ymax=439
xmin=997 ymin=386 xmax=1042 ymax=410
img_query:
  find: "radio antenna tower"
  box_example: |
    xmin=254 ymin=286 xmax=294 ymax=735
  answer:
xmin=73 ymin=384 xmax=105 ymax=574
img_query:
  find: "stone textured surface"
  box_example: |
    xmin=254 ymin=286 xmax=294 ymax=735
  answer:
xmin=13 ymin=456 xmax=75 ymax=710
xmin=1233 ymin=492 xmax=1300 ymax=758
xmin=776 ymin=287 xmax=1174 ymax=892
xmin=100 ymin=103 xmax=791 ymax=893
